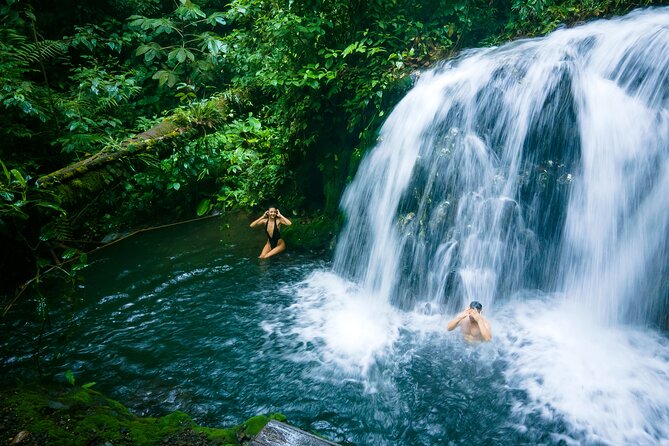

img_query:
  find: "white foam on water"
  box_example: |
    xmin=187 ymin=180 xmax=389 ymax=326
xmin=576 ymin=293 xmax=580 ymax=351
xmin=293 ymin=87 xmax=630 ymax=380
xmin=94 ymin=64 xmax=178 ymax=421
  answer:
xmin=286 ymin=270 xmax=452 ymax=378
xmin=288 ymin=270 xmax=402 ymax=376
xmin=499 ymin=297 xmax=669 ymax=445
xmin=286 ymin=271 xmax=669 ymax=444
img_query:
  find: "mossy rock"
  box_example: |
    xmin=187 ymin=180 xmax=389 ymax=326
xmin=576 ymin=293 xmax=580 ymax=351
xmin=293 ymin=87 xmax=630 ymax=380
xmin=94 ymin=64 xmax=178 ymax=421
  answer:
xmin=0 ymin=383 xmax=284 ymax=446
xmin=282 ymin=213 xmax=341 ymax=253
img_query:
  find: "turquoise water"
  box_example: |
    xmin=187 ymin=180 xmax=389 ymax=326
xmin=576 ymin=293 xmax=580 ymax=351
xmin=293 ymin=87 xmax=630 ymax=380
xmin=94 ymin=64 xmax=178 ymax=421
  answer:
xmin=2 ymin=216 xmax=575 ymax=445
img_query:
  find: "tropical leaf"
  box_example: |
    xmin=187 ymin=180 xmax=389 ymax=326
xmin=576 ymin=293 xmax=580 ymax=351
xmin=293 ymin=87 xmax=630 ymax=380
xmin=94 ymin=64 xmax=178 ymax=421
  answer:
xmin=10 ymin=169 xmax=26 ymax=187
xmin=61 ymin=248 xmax=78 ymax=260
xmin=0 ymin=160 xmax=11 ymax=182
xmin=196 ymin=198 xmax=211 ymax=216
xmin=0 ymin=29 xmax=68 ymax=66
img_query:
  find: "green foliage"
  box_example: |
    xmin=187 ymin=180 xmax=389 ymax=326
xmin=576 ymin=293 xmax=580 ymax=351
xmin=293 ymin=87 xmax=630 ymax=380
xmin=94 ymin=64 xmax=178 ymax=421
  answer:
xmin=1 ymin=384 xmax=265 ymax=446
xmin=210 ymin=0 xmax=512 ymax=212
xmin=129 ymin=0 xmax=228 ymax=90
xmin=503 ymin=0 xmax=655 ymax=38
xmin=64 ymin=370 xmax=75 ymax=386
xmin=196 ymin=198 xmax=212 ymax=216
xmin=1 ymin=4 xmax=159 ymax=161
xmin=0 ymin=160 xmax=65 ymax=222
xmin=0 ymin=160 xmax=90 ymax=316
xmin=283 ymin=213 xmax=340 ymax=252
xmin=171 ymin=94 xmax=227 ymax=126
xmin=0 ymin=25 xmax=64 ymax=133
xmin=56 ymin=67 xmax=143 ymax=153
xmin=209 ymin=115 xmax=287 ymax=210
xmin=109 ymin=112 xmax=286 ymax=224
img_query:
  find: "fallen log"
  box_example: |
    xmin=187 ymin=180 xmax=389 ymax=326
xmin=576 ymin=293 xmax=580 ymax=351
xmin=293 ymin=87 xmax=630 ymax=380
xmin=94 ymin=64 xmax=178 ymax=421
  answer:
xmin=35 ymin=89 xmax=245 ymax=189
xmin=36 ymin=119 xmax=190 ymax=188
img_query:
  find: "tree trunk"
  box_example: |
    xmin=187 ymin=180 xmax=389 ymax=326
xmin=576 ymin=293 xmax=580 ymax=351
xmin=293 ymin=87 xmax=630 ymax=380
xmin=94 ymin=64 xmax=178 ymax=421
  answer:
xmin=36 ymin=119 xmax=189 ymax=188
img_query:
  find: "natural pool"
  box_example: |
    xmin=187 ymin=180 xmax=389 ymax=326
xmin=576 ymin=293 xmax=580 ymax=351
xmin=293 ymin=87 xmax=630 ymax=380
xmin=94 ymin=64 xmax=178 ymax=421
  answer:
xmin=3 ymin=215 xmax=667 ymax=445
xmin=0 ymin=216 xmax=559 ymax=445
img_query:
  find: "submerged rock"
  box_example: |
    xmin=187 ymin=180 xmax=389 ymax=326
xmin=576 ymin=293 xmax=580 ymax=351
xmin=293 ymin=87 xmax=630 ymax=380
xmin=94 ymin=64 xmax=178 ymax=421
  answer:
xmin=10 ymin=430 xmax=30 ymax=444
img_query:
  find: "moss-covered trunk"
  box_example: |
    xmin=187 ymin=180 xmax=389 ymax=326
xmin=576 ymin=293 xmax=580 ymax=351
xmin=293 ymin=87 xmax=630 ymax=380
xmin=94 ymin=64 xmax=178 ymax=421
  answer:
xmin=36 ymin=120 xmax=190 ymax=189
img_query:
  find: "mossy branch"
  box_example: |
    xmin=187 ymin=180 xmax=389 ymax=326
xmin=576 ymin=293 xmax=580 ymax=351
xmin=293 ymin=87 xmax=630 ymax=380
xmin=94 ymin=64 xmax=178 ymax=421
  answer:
xmin=36 ymin=119 xmax=190 ymax=188
xmin=35 ymin=90 xmax=245 ymax=189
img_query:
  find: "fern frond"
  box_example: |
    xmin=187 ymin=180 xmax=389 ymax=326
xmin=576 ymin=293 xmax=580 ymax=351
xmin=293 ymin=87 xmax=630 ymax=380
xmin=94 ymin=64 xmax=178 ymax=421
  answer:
xmin=135 ymin=152 xmax=161 ymax=168
xmin=0 ymin=28 xmax=67 ymax=65
xmin=21 ymin=40 xmax=68 ymax=64
xmin=41 ymin=215 xmax=73 ymax=242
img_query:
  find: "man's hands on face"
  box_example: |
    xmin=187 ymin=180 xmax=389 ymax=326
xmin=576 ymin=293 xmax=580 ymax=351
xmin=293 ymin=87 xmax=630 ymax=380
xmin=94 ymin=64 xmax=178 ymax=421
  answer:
xmin=466 ymin=308 xmax=481 ymax=321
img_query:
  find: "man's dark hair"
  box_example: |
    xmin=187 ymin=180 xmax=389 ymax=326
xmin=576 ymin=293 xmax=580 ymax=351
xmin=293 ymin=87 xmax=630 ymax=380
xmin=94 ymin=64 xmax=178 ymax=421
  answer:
xmin=469 ymin=301 xmax=483 ymax=312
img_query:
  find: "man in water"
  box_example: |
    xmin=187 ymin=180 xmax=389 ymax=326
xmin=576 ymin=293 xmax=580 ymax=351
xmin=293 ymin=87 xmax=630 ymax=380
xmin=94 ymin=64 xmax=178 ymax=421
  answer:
xmin=447 ymin=301 xmax=492 ymax=342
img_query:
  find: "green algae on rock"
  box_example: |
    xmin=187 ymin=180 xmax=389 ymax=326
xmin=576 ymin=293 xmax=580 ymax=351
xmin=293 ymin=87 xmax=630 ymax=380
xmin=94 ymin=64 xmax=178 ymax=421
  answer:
xmin=1 ymin=383 xmax=286 ymax=445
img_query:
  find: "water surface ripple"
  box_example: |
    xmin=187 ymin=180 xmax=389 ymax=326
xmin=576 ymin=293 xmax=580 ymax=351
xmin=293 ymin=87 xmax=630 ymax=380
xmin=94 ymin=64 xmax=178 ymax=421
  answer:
xmin=0 ymin=219 xmax=565 ymax=445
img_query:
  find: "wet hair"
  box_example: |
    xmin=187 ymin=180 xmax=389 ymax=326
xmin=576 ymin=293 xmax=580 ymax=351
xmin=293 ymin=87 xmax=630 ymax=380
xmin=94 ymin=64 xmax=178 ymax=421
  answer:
xmin=469 ymin=301 xmax=483 ymax=312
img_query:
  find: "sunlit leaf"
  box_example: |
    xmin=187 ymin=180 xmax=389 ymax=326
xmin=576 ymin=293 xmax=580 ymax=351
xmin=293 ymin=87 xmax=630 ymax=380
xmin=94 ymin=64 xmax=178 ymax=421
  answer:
xmin=152 ymin=70 xmax=170 ymax=86
xmin=36 ymin=202 xmax=66 ymax=214
xmin=135 ymin=44 xmax=152 ymax=56
xmin=196 ymin=198 xmax=211 ymax=216
xmin=207 ymin=12 xmax=227 ymax=26
xmin=10 ymin=169 xmax=26 ymax=187
xmin=0 ymin=160 xmax=11 ymax=182
xmin=62 ymin=248 xmax=78 ymax=259
xmin=64 ymin=370 xmax=75 ymax=386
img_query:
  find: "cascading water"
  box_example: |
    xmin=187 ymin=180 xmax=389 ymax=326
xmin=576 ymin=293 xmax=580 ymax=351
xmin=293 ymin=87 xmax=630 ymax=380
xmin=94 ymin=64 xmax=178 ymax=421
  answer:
xmin=292 ymin=7 xmax=669 ymax=445
xmin=334 ymin=9 xmax=669 ymax=322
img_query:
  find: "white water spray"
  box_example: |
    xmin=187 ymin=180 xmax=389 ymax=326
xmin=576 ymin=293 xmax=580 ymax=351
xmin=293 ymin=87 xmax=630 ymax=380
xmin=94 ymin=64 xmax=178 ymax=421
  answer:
xmin=294 ymin=8 xmax=669 ymax=444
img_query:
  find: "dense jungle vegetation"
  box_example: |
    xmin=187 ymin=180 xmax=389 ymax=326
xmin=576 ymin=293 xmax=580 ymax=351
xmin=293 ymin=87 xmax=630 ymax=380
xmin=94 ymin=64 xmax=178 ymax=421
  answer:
xmin=0 ymin=0 xmax=658 ymax=311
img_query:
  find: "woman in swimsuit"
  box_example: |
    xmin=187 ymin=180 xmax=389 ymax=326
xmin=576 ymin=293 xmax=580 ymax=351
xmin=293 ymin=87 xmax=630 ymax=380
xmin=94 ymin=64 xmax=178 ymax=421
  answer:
xmin=249 ymin=207 xmax=292 ymax=259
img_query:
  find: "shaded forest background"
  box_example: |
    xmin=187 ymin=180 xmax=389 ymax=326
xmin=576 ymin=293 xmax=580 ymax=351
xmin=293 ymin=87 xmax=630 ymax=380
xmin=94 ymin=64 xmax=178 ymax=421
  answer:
xmin=0 ymin=0 xmax=659 ymax=309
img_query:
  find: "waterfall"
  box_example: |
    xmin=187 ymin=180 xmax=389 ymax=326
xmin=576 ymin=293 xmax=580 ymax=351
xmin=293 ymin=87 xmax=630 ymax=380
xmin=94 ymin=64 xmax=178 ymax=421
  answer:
xmin=333 ymin=8 xmax=669 ymax=326
xmin=292 ymin=8 xmax=669 ymax=445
